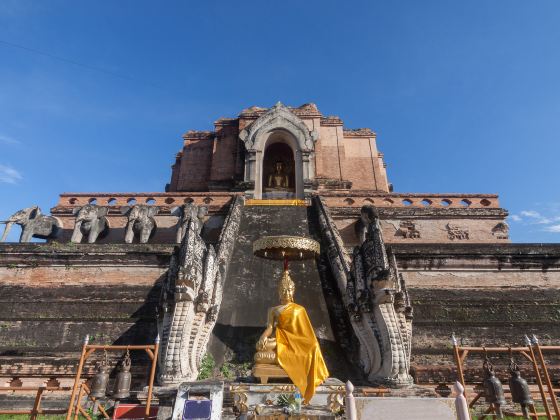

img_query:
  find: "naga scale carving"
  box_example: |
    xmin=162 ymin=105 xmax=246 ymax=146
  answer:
xmin=157 ymin=197 xmax=243 ymax=384
xmin=314 ymin=196 xmax=413 ymax=386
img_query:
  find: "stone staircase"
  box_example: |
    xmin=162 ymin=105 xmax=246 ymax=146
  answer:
xmin=208 ymin=204 xmax=355 ymax=380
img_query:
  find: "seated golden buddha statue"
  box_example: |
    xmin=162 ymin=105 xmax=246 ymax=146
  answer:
xmin=253 ymin=269 xmax=329 ymax=403
xmin=266 ymin=161 xmax=290 ymax=190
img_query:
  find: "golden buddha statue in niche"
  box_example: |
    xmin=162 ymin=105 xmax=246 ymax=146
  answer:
xmin=253 ymin=269 xmax=329 ymax=403
xmin=266 ymin=161 xmax=290 ymax=189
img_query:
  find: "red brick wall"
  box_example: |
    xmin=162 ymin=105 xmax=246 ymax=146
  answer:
xmin=341 ymin=136 xmax=376 ymax=189
xmin=209 ymin=125 xmax=239 ymax=185
xmin=176 ymin=138 xmax=214 ymax=191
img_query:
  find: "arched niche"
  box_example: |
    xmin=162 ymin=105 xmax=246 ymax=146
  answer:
xmin=261 ymin=132 xmax=298 ymax=199
xmin=239 ymin=102 xmax=316 ymax=199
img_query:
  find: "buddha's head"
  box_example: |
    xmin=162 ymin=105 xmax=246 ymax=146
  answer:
xmin=275 ymin=161 xmax=284 ymax=174
xmin=278 ymin=269 xmax=295 ymax=304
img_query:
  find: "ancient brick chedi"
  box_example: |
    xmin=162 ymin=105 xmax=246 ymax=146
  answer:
xmin=0 ymin=102 xmax=559 ymax=389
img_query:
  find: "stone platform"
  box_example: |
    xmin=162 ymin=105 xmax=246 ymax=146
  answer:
xmin=228 ymin=378 xmax=346 ymax=416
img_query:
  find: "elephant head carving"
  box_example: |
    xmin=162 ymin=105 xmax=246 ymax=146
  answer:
xmin=71 ymin=205 xmax=109 ymax=243
xmin=0 ymin=206 xmax=61 ymax=243
xmin=121 ymin=205 xmax=159 ymax=243
xmin=171 ymin=203 xmax=208 ymax=243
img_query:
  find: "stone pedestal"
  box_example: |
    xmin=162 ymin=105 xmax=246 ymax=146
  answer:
xmin=250 ymin=405 xmax=337 ymax=419
xmin=252 ymin=363 xmax=289 ymax=384
xmin=262 ymin=190 xmax=295 ymax=199
xmin=353 ymin=397 xmax=457 ymax=420
xmin=229 ymin=378 xmax=345 ymax=415
xmin=171 ymin=381 xmax=224 ymax=420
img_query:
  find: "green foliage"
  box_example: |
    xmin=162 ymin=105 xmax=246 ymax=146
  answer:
xmin=276 ymin=393 xmax=301 ymax=415
xmin=197 ymin=352 xmax=215 ymax=380
xmin=219 ymin=361 xmax=235 ymax=379
xmin=276 ymin=393 xmax=293 ymax=407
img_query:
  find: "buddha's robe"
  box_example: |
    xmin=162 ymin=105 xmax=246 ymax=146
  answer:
xmin=275 ymin=302 xmax=329 ymax=402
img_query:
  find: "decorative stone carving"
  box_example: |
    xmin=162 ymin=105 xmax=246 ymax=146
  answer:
xmin=0 ymin=206 xmax=61 ymax=243
xmin=492 ymin=222 xmax=509 ymax=240
xmin=239 ymin=102 xmax=315 ymax=151
xmin=315 ymin=197 xmax=413 ymax=386
xmin=70 ymin=205 xmax=109 ymax=243
xmin=343 ymin=128 xmax=375 ymax=136
xmin=157 ymin=197 xmax=242 ymax=384
xmin=172 ymin=204 xmax=208 ymax=244
xmin=446 ymin=224 xmax=469 ymax=240
xmin=121 ymin=205 xmax=159 ymax=244
xmin=397 ymin=221 xmax=420 ymax=239
xmin=238 ymin=102 xmax=316 ymax=199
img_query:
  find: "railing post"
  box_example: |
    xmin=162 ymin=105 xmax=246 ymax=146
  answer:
xmin=145 ymin=334 xmax=160 ymax=420
xmin=525 ymin=335 xmax=553 ymax=420
xmin=30 ymin=386 xmax=44 ymax=420
xmin=454 ymin=381 xmax=470 ymax=420
xmin=452 ymin=334 xmax=466 ymax=393
xmin=345 ymin=380 xmax=357 ymax=420
xmin=531 ymin=335 xmax=560 ymax=418
xmin=66 ymin=334 xmax=89 ymax=420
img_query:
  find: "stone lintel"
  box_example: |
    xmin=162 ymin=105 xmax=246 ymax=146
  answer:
xmin=392 ymin=242 xmax=560 ymax=257
xmin=182 ymin=130 xmax=214 ymax=140
xmin=53 ymin=192 xmax=239 ymax=210
xmin=392 ymin=243 xmax=560 ymax=271
xmin=343 ymin=128 xmax=376 ymax=137
xmin=0 ymin=243 xmax=174 ymax=266
xmin=320 ymin=116 xmax=343 ymax=126
xmin=330 ymin=207 xmax=508 ymax=219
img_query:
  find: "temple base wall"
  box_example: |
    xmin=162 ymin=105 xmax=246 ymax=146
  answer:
xmin=0 ymin=242 xmax=559 ymax=385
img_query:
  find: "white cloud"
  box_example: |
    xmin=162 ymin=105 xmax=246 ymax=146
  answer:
xmin=544 ymin=225 xmax=560 ymax=233
xmin=521 ymin=210 xmax=541 ymax=218
xmin=519 ymin=210 xmax=555 ymax=225
xmin=512 ymin=206 xmax=560 ymax=234
xmin=0 ymin=134 xmax=20 ymax=145
xmin=535 ymin=218 xmax=553 ymax=224
xmin=0 ymin=164 xmax=23 ymax=184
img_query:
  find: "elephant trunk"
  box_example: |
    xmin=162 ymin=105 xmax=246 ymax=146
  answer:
xmin=1 ymin=222 xmax=14 ymax=242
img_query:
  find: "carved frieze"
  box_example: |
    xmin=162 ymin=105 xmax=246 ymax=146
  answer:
xmin=446 ymin=224 xmax=469 ymax=240
xmin=492 ymin=222 xmax=509 ymax=240
xmin=396 ymin=221 xmax=421 ymax=239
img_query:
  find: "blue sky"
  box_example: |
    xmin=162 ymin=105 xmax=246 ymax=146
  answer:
xmin=1 ymin=0 xmax=559 ymax=242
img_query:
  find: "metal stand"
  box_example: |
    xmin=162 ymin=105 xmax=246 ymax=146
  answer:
xmin=0 ymin=385 xmax=71 ymax=419
xmin=452 ymin=336 xmax=560 ymax=420
xmin=66 ymin=335 xmax=160 ymax=420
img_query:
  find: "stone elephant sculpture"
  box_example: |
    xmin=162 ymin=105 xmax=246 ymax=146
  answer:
xmin=121 ymin=205 xmax=159 ymax=243
xmin=171 ymin=203 xmax=208 ymax=243
xmin=71 ymin=205 xmax=109 ymax=243
xmin=0 ymin=206 xmax=61 ymax=242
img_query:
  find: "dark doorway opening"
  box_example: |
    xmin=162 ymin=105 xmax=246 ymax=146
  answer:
xmin=262 ymin=143 xmax=296 ymax=199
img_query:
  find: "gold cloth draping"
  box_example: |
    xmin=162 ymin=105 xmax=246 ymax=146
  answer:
xmin=275 ymin=302 xmax=329 ymax=402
